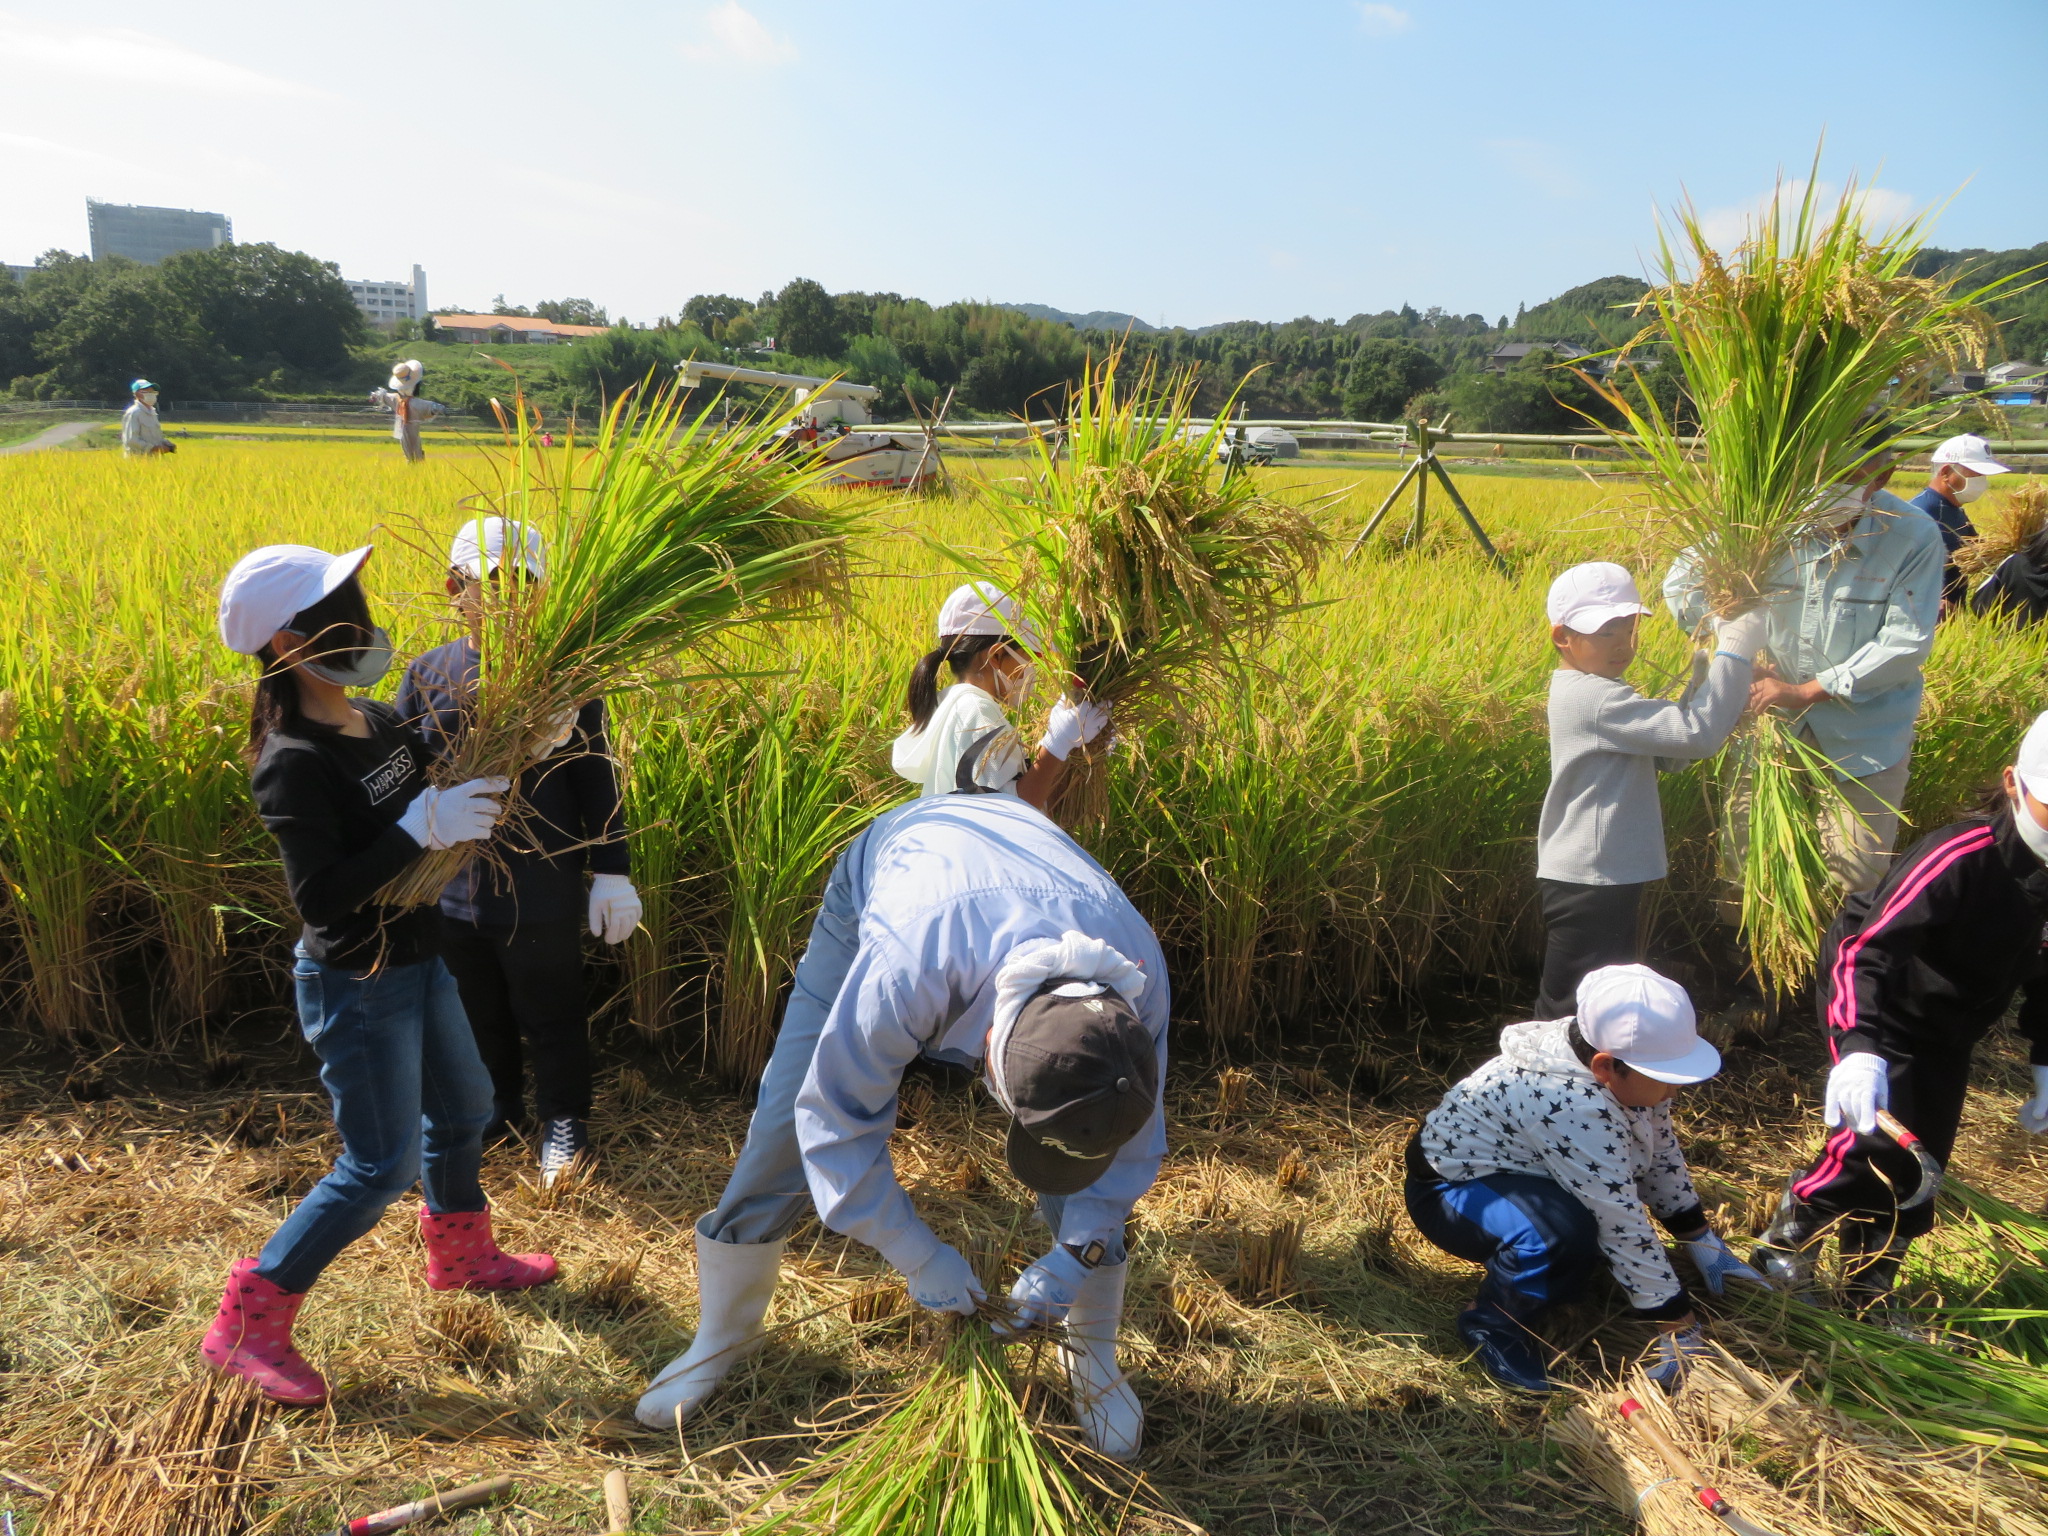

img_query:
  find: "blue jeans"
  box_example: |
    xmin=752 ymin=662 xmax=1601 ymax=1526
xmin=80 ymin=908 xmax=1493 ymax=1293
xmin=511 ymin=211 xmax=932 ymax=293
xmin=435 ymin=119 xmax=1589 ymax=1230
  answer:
xmin=255 ymin=948 xmax=493 ymax=1293
xmin=1406 ymin=1169 xmax=1601 ymax=1321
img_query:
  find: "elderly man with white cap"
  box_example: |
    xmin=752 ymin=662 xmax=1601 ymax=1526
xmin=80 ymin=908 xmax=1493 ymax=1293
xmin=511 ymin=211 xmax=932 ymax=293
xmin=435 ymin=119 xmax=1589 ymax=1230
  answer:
xmin=395 ymin=517 xmax=640 ymax=1187
xmin=1755 ymin=710 xmax=2048 ymax=1311
xmin=1909 ymin=432 xmax=2013 ymax=611
xmin=369 ymin=358 xmax=448 ymax=463
xmin=632 ymin=785 xmax=1168 ymax=1462
xmin=1405 ymin=964 xmax=1768 ymax=1395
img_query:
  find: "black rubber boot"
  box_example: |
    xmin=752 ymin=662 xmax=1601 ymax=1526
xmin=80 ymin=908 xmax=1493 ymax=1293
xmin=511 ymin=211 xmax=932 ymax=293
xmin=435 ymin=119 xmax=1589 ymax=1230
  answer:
xmin=1841 ymin=1238 xmax=1909 ymax=1320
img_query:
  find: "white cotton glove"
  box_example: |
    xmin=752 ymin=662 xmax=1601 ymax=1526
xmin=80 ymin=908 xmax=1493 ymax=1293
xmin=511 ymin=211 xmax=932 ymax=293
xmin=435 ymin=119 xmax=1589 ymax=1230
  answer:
xmin=1681 ymin=1229 xmax=1773 ymax=1296
xmin=2020 ymin=1065 xmax=2048 ymax=1135
xmin=587 ymin=873 xmax=642 ymax=945
xmin=992 ymin=1245 xmax=1094 ymax=1337
xmin=1713 ymin=609 xmax=1770 ymax=661
xmin=531 ymin=707 xmax=579 ymax=760
xmin=1824 ymin=1051 xmax=1890 ymax=1135
xmin=394 ymin=777 xmax=510 ymax=850
xmin=897 ymin=1244 xmax=986 ymax=1317
xmin=1038 ymin=698 xmax=1110 ymax=763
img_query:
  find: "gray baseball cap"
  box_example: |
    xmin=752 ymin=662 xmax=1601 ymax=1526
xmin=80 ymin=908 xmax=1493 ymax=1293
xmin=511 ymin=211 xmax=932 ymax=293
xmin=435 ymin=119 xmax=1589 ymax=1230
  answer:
xmin=993 ymin=980 xmax=1157 ymax=1195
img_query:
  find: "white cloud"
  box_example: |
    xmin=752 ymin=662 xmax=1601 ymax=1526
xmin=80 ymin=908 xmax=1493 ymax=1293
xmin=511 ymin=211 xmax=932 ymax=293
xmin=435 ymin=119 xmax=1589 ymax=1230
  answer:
xmin=1354 ymin=4 xmax=1413 ymax=35
xmin=681 ymin=3 xmax=797 ymax=65
xmin=1696 ymin=179 xmax=1918 ymax=249
xmin=0 ymin=13 xmax=327 ymax=97
xmin=0 ymin=130 xmax=138 ymax=174
xmin=1486 ymin=138 xmax=1585 ymax=200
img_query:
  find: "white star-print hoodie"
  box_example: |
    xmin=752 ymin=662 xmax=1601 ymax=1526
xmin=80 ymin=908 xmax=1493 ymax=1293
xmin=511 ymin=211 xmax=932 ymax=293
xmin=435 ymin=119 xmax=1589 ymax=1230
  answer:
xmin=1418 ymin=1017 xmax=1704 ymax=1314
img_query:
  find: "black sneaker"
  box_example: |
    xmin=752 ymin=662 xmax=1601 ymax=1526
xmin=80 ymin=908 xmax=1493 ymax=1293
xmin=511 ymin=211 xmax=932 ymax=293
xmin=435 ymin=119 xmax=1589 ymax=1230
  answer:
xmin=1456 ymin=1302 xmax=1553 ymax=1394
xmin=539 ymin=1116 xmax=590 ymax=1188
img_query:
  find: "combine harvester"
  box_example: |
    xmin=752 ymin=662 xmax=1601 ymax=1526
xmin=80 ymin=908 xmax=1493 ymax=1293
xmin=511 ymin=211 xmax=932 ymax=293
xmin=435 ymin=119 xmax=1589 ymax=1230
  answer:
xmin=676 ymin=359 xmax=942 ymax=489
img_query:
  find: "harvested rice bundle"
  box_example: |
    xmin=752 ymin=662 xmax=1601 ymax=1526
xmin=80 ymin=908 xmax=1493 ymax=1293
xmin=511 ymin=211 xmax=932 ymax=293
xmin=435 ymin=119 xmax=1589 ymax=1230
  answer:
xmin=741 ymin=1320 xmax=1111 ymax=1536
xmin=959 ymin=350 xmax=1323 ymax=823
xmin=1953 ymin=477 xmax=2048 ymax=584
xmin=376 ymin=387 xmax=857 ymax=907
xmin=1594 ymin=170 xmax=2007 ymax=988
xmin=41 ymin=1373 xmax=269 ymax=1536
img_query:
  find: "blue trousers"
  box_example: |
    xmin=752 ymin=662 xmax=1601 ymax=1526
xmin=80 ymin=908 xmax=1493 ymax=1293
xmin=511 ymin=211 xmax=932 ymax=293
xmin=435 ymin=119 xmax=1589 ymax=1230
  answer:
xmin=1406 ymin=1169 xmax=1601 ymax=1320
xmin=699 ymin=850 xmax=1107 ymax=1259
xmin=255 ymin=948 xmax=493 ymax=1293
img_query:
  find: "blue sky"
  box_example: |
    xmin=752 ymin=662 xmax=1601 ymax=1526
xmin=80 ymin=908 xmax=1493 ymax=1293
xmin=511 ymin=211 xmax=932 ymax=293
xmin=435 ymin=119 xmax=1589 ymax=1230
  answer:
xmin=5 ymin=0 xmax=2044 ymax=328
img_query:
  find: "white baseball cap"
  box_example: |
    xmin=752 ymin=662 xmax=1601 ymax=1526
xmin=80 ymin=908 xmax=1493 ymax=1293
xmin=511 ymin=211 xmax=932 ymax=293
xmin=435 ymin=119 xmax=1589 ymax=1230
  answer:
xmin=450 ymin=516 xmax=546 ymax=580
xmin=1547 ymin=562 xmax=1651 ymax=635
xmin=1576 ymin=963 xmax=1721 ymax=1084
xmin=218 ymin=545 xmax=373 ymax=655
xmin=1930 ymin=434 xmax=2010 ymax=477
xmin=936 ymin=581 xmax=1043 ymax=650
xmin=2014 ymin=711 xmax=2048 ymax=804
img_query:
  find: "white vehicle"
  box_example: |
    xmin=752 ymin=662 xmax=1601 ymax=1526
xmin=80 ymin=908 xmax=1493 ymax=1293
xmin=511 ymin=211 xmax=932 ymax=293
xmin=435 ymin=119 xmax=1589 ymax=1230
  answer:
xmin=676 ymin=359 xmax=938 ymax=488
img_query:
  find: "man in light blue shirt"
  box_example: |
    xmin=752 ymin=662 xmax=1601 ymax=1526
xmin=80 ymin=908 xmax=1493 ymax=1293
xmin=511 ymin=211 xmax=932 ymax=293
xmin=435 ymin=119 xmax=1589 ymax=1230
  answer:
xmin=1665 ymin=462 xmax=1943 ymax=903
xmin=634 ymin=792 xmax=1168 ymax=1461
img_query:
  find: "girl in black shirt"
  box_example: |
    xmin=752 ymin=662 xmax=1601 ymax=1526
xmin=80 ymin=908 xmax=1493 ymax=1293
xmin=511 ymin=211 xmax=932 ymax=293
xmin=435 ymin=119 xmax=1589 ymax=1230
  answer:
xmin=197 ymin=543 xmax=558 ymax=1406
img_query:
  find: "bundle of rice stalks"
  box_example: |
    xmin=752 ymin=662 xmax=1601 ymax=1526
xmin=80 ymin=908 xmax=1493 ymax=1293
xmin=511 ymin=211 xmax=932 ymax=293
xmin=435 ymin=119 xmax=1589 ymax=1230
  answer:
xmin=1729 ymin=713 xmax=1844 ymax=988
xmin=952 ymin=350 xmax=1324 ymax=823
xmin=377 ymin=386 xmax=858 ymax=907
xmin=737 ymin=1319 xmax=1113 ymax=1535
xmin=1591 ymin=167 xmax=2012 ymax=989
xmin=1953 ymin=477 xmax=2048 ymax=583
xmin=1906 ymin=1179 xmax=2048 ymax=1363
xmin=1558 ymin=1357 xmax=2048 ymax=1536
xmin=40 ymin=1374 xmax=269 ymax=1536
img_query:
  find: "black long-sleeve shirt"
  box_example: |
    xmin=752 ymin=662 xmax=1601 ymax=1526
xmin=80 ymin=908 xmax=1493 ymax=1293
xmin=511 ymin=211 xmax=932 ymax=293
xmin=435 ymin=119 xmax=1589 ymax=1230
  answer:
xmin=1819 ymin=808 xmax=2048 ymax=1069
xmin=249 ymin=699 xmax=440 ymax=969
xmin=395 ymin=639 xmax=629 ymax=928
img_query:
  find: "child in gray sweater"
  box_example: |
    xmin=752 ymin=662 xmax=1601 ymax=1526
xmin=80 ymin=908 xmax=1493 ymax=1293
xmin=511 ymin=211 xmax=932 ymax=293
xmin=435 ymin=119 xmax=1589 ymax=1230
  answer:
xmin=1534 ymin=563 xmax=1764 ymax=1016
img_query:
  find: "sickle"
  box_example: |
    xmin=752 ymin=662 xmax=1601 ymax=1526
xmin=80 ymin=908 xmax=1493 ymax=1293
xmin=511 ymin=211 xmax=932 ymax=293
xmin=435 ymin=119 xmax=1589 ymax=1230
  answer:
xmin=1874 ymin=1110 xmax=1942 ymax=1211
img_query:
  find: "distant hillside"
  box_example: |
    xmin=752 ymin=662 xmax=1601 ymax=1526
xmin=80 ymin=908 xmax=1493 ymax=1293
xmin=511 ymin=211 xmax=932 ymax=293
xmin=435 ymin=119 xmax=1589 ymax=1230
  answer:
xmin=1000 ymin=302 xmax=1157 ymax=334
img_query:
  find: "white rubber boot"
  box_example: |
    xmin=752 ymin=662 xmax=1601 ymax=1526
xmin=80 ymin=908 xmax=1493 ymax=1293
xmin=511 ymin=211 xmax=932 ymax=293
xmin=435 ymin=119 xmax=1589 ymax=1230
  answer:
xmin=634 ymin=1230 xmax=784 ymax=1429
xmin=1062 ymin=1260 xmax=1142 ymax=1461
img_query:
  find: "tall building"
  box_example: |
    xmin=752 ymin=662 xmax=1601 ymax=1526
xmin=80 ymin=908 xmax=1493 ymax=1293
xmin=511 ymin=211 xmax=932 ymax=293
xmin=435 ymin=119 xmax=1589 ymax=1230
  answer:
xmin=345 ymin=265 xmax=428 ymax=327
xmin=86 ymin=200 xmax=232 ymax=264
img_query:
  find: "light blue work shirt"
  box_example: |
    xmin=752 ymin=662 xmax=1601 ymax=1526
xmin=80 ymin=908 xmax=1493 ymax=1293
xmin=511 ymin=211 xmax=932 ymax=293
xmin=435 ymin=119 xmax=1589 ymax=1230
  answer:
xmin=1663 ymin=489 xmax=1942 ymax=777
xmin=791 ymin=793 xmax=1170 ymax=1273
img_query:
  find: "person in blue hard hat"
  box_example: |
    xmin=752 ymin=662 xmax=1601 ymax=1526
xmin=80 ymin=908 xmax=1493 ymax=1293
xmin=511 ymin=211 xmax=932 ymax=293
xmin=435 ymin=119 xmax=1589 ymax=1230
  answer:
xmin=122 ymin=379 xmax=175 ymax=456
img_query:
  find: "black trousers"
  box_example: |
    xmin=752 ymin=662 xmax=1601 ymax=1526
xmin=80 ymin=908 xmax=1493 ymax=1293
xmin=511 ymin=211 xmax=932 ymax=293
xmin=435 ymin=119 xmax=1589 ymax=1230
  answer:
xmin=1786 ymin=1044 xmax=1972 ymax=1252
xmin=1535 ymin=879 xmax=1645 ymax=1020
xmin=438 ymin=916 xmax=593 ymax=1124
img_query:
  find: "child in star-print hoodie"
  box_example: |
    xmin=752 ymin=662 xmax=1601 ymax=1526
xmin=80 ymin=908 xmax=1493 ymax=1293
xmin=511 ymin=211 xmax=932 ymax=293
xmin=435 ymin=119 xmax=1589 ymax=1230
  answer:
xmin=1403 ymin=965 xmax=1768 ymax=1393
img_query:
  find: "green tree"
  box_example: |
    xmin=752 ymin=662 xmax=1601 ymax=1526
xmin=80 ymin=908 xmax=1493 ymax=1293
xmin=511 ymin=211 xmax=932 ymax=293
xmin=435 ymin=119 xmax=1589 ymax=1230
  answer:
xmin=535 ymin=297 xmax=608 ymax=326
xmin=157 ymin=243 xmax=363 ymax=374
xmin=1341 ymin=338 xmax=1443 ymax=421
xmin=683 ymin=293 xmax=753 ymax=342
xmin=31 ymin=264 xmax=230 ymax=398
xmin=770 ymin=277 xmax=843 ymax=357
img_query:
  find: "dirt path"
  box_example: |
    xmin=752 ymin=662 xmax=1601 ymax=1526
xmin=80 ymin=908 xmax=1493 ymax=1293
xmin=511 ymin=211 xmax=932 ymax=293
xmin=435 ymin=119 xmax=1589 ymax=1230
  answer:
xmin=0 ymin=419 xmax=101 ymax=454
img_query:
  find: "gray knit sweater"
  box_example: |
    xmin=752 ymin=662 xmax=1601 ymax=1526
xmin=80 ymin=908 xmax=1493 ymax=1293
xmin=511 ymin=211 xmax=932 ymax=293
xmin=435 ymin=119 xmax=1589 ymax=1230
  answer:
xmin=1536 ymin=656 xmax=1750 ymax=886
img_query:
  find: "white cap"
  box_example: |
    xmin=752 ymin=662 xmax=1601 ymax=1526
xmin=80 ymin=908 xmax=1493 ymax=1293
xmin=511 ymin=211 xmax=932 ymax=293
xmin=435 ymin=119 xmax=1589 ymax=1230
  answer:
xmin=1930 ymin=433 xmax=2010 ymax=477
xmin=1546 ymin=562 xmax=1650 ymax=635
xmin=218 ymin=545 xmax=373 ymax=654
xmin=2014 ymin=711 xmax=2048 ymax=804
xmin=450 ymin=516 xmax=546 ymax=580
xmin=936 ymin=580 xmax=1042 ymax=650
xmin=388 ymin=358 xmax=424 ymax=396
xmin=1576 ymin=963 xmax=1721 ymax=1085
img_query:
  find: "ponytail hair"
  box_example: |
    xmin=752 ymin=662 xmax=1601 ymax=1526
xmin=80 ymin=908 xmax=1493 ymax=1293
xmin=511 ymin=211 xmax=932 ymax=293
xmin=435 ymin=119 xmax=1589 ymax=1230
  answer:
xmin=244 ymin=645 xmax=300 ymax=765
xmin=906 ymin=632 xmax=1007 ymax=731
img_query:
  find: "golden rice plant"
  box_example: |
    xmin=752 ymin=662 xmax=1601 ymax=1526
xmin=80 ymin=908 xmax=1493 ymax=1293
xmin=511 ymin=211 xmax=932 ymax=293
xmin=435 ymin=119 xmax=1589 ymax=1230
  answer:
xmin=377 ymin=385 xmax=859 ymax=907
xmin=1954 ymin=478 xmax=2048 ymax=583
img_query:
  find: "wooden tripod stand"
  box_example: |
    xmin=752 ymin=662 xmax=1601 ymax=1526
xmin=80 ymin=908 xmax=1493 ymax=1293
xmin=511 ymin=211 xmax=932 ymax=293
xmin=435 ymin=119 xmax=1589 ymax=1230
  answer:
xmin=1343 ymin=417 xmax=1507 ymax=571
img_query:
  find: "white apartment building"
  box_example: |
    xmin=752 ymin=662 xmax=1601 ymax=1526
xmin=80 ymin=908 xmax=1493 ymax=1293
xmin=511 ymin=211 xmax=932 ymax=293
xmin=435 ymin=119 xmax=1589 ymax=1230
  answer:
xmin=347 ymin=265 xmax=428 ymax=327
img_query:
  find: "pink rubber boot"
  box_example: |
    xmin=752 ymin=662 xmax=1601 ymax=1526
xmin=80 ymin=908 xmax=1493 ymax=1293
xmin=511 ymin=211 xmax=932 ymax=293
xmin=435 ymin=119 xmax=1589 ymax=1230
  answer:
xmin=419 ymin=1205 xmax=558 ymax=1291
xmin=198 ymin=1257 xmax=328 ymax=1406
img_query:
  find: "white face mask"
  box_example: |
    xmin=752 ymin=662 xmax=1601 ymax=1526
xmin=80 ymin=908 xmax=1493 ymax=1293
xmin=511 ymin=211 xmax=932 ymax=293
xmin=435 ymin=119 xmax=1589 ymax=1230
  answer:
xmin=139 ymin=392 xmax=157 ymax=408
xmin=2014 ymin=779 xmax=2048 ymax=866
xmin=1953 ymin=473 xmax=1988 ymax=505
xmin=997 ymin=659 xmax=1038 ymax=709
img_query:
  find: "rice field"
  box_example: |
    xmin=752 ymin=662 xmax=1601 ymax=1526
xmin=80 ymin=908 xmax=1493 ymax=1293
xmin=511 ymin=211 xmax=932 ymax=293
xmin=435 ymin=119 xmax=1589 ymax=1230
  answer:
xmin=3 ymin=435 xmax=2048 ymax=1533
